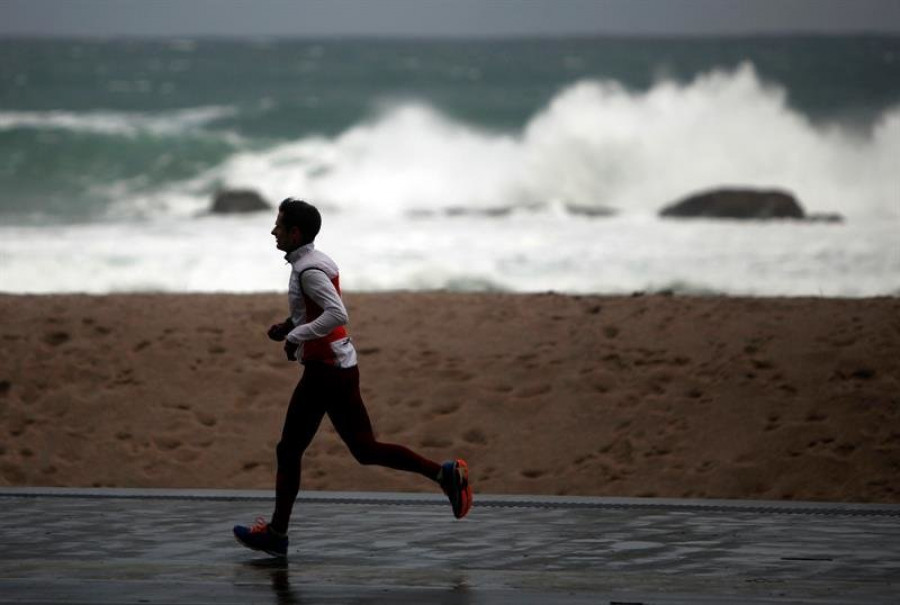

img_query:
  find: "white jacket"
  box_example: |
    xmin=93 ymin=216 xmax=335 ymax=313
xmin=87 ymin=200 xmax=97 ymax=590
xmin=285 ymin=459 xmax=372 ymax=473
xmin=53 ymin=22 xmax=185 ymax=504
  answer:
xmin=284 ymin=243 xmax=357 ymax=368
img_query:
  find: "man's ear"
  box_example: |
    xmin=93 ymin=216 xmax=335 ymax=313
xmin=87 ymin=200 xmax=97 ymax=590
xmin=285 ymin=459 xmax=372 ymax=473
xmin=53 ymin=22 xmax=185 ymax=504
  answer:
xmin=289 ymin=226 xmax=303 ymax=243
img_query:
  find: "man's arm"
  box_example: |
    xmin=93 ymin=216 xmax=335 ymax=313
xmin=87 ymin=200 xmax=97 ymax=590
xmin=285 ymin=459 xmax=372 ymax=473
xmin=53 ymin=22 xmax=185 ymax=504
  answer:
xmin=285 ymin=270 xmax=349 ymax=344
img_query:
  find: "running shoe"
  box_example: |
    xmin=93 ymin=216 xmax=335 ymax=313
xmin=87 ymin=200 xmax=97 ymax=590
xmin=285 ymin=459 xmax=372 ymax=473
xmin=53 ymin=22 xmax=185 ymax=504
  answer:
xmin=440 ymin=458 xmax=473 ymax=519
xmin=233 ymin=517 xmax=289 ymax=557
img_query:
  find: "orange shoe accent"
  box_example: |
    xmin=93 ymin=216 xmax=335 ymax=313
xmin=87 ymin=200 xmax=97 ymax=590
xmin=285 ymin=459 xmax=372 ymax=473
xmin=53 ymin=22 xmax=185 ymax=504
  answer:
xmin=248 ymin=517 xmax=270 ymax=534
xmin=456 ymin=458 xmax=473 ymax=519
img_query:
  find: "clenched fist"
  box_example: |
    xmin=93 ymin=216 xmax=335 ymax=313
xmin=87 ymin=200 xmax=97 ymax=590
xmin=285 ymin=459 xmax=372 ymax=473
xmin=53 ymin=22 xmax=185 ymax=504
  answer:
xmin=267 ymin=321 xmax=293 ymax=342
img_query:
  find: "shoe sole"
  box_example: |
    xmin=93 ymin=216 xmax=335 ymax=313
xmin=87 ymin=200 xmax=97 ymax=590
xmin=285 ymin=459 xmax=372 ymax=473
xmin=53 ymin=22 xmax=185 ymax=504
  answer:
xmin=233 ymin=533 xmax=287 ymax=558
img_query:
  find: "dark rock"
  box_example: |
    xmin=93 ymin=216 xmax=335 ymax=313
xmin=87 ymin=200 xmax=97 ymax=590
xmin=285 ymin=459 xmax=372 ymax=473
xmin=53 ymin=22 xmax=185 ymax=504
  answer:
xmin=565 ymin=204 xmax=617 ymax=218
xmin=444 ymin=206 xmax=515 ymax=218
xmin=660 ymin=188 xmax=805 ymax=220
xmin=805 ymin=212 xmax=845 ymax=224
xmin=210 ymin=189 xmax=270 ymax=214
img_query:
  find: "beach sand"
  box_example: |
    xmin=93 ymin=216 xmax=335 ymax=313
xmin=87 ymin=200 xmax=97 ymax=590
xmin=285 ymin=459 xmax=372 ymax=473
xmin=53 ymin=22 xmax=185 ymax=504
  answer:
xmin=0 ymin=293 xmax=897 ymax=503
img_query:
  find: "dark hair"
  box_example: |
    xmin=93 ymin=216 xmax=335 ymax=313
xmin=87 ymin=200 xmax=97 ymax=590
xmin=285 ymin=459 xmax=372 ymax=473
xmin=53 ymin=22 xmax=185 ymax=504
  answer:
xmin=278 ymin=198 xmax=321 ymax=244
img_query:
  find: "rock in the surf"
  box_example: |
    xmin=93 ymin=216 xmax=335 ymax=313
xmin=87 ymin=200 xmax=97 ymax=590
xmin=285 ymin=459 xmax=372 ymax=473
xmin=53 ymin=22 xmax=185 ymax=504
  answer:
xmin=805 ymin=212 xmax=845 ymax=224
xmin=210 ymin=189 xmax=270 ymax=214
xmin=660 ymin=188 xmax=805 ymax=220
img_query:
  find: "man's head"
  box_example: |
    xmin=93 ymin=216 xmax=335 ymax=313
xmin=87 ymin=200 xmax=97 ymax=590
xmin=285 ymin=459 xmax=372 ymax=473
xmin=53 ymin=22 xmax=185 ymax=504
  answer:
xmin=272 ymin=198 xmax=321 ymax=252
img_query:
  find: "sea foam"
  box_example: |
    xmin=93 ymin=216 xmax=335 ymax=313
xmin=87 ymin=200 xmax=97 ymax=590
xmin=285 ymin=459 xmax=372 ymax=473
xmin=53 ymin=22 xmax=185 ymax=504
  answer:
xmin=0 ymin=106 xmax=237 ymax=137
xmin=116 ymin=63 xmax=900 ymax=221
xmin=2 ymin=211 xmax=897 ymax=296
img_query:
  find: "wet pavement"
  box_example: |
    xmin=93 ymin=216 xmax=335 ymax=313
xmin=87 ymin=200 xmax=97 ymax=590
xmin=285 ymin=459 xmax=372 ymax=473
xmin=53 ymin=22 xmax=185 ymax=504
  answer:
xmin=0 ymin=488 xmax=898 ymax=604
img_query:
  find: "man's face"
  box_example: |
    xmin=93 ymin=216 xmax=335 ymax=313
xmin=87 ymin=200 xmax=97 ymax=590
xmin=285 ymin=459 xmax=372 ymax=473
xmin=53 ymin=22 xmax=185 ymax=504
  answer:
xmin=271 ymin=211 xmax=301 ymax=252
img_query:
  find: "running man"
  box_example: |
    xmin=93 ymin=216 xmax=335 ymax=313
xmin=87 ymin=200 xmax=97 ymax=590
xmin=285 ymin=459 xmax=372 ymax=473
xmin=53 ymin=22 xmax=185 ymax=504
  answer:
xmin=234 ymin=198 xmax=472 ymax=557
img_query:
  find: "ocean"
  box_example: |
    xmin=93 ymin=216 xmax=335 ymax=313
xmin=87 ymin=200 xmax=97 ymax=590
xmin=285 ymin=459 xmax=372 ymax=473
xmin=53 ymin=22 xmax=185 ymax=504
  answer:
xmin=1 ymin=36 xmax=898 ymax=296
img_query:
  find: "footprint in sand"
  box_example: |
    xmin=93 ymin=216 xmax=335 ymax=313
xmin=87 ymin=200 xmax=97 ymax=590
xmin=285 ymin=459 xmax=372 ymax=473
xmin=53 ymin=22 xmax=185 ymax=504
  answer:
xmin=603 ymin=353 xmax=627 ymax=370
xmin=435 ymin=401 xmax=461 ymax=415
xmin=593 ymin=382 xmax=610 ymax=394
xmin=751 ymin=358 xmax=775 ymax=370
xmin=175 ymin=449 xmax=200 ymax=463
xmin=515 ymin=353 xmax=541 ymax=369
xmin=667 ymin=417 xmax=689 ymax=431
xmin=196 ymin=326 xmax=224 ymax=335
xmin=686 ymin=387 xmax=704 ymax=399
xmin=879 ymin=433 xmax=900 ymax=447
xmin=573 ymin=453 xmax=595 ymax=466
xmin=153 ymin=436 xmax=182 ymax=451
xmin=438 ymin=368 xmax=474 ymax=381
xmin=833 ymin=442 xmax=857 ymax=456
xmin=43 ymin=331 xmax=70 ymax=346
xmin=732 ymin=453 xmax=754 ymax=465
xmin=521 ymin=469 xmax=545 ymax=479
xmin=644 ymin=446 xmax=672 ymax=458
xmin=420 ymin=435 xmax=453 ymax=449
xmin=1 ymin=463 xmax=26 ymax=483
xmin=695 ymin=460 xmax=717 ymax=473
xmin=112 ymin=368 xmax=139 ymax=386
xmin=515 ymin=384 xmax=551 ymax=398
xmin=779 ymin=383 xmax=798 ymax=395
xmin=462 ymin=428 xmax=487 ymax=445
xmin=194 ymin=411 xmax=217 ymax=427
xmin=9 ymin=418 xmax=31 ymax=437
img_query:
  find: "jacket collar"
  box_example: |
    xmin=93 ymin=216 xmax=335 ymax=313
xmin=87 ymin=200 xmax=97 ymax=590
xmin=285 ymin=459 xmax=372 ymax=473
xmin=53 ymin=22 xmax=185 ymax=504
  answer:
xmin=285 ymin=242 xmax=315 ymax=264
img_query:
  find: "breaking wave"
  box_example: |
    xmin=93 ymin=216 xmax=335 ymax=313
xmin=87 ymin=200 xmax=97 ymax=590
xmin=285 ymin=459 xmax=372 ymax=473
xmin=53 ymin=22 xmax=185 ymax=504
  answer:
xmin=124 ymin=63 xmax=899 ymax=221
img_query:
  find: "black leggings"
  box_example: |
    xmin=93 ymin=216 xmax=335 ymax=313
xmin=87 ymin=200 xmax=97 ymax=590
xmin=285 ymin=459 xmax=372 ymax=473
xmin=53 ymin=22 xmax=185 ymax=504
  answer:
xmin=271 ymin=363 xmax=440 ymax=532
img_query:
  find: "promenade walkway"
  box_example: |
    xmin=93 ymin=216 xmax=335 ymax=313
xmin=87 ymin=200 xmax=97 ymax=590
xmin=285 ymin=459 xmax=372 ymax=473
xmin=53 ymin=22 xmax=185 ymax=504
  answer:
xmin=1 ymin=488 xmax=898 ymax=604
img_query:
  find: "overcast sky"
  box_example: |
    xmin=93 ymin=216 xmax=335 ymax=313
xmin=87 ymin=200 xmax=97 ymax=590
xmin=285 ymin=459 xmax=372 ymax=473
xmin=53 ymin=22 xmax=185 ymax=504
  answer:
xmin=1 ymin=0 xmax=899 ymax=38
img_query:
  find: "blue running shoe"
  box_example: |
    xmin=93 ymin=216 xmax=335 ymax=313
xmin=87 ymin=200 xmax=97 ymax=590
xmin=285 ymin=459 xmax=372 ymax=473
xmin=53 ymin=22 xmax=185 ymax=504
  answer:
xmin=440 ymin=459 xmax=473 ymax=519
xmin=233 ymin=517 xmax=288 ymax=558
